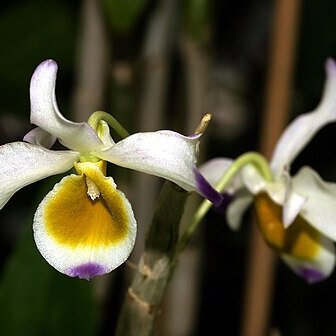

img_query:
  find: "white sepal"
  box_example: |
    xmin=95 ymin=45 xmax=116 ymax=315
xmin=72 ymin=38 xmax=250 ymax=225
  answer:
xmin=30 ymin=59 xmax=103 ymax=152
xmin=23 ymin=127 xmax=56 ymax=149
xmin=271 ymin=59 xmax=336 ymax=175
xmin=96 ymin=130 xmax=202 ymax=192
xmin=0 ymin=142 xmax=79 ymax=210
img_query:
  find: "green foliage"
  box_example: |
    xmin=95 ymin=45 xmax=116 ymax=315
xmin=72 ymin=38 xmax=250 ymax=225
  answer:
xmin=101 ymin=0 xmax=149 ymax=33
xmin=0 ymin=219 xmax=97 ymax=336
xmin=183 ymin=0 xmax=211 ymax=42
xmin=0 ymin=0 xmax=76 ymax=118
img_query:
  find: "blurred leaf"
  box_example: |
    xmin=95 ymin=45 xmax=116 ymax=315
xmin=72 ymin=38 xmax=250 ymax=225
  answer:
xmin=101 ymin=0 xmax=148 ymax=33
xmin=0 ymin=0 xmax=76 ymax=118
xmin=183 ymin=0 xmax=211 ymax=42
xmin=0 ymin=213 xmax=97 ymax=336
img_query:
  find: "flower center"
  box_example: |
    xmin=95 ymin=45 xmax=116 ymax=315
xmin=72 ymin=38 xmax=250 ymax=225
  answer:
xmin=254 ymin=193 xmax=321 ymax=260
xmin=42 ymin=161 xmax=131 ymax=248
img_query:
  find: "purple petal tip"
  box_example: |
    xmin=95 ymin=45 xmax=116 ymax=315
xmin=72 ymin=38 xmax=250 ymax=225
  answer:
xmin=297 ymin=267 xmax=326 ymax=284
xmin=68 ymin=263 xmax=107 ymax=280
xmin=216 ymin=193 xmax=234 ymax=216
xmin=194 ymin=168 xmax=223 ymax=206
xmin=35 ymin=59 xmax=58 ymax=74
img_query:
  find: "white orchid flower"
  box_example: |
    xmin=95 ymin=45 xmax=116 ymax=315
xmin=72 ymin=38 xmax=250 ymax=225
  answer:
xmin=200 ymin=59 xmax=336 ymax=283
xmin=0 ymin=59 xmax=222 ymax=280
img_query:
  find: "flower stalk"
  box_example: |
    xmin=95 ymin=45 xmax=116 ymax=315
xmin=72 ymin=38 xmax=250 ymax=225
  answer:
xmin=87 ymin=111 xmax=130 ymax=139
xmin=115 ymin=182 xmax=188 ymax=336
xmin=177 ymin=152 xmax=273 ymax=254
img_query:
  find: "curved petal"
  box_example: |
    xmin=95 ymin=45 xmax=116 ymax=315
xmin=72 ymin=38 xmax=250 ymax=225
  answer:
xmin=0 ymin=142 xmax=79 ymax=210
xmin=23 ymin=127 xmax=57 ymax=148
xmin=291 ymin=166 xmax=336 ymax=241
xmin=95 ymin=130 xmax=223 ymax=205
xmin=282 ymin=180 xmax=307 ymax=228
xmin=282 ymin=234 xmax=335 ymax=283
xmin=30 ymin=59 xmax=103 ymax=152
xmin=33 ymin=162 xmax=136 ymax=279
xmin=241 ymin=164 xmax=286 ymax=206
xmin=271 ymin=59 xmax=336 ymax=175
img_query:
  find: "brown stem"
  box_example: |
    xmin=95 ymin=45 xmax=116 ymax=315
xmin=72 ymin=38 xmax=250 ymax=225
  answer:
xmin=115 ymin=182 xmax=188 ymax=336
xmin=240 ymin=1 xmax=302 ymax=335
xmin=131 ymin=0 xmax=178 ymax=258
xmin=71 ymin=0 xmax=110 ymax=122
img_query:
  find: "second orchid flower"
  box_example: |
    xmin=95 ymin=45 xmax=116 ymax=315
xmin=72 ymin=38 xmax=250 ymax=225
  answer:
xmin=200 ymin=59 xmax=336 ymax=283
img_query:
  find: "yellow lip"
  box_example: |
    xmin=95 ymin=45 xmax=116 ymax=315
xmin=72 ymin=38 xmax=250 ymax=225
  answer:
xmin=43 ymin=161 xmax=130 ymax=248
xmin=254 ymin=193 xmax=320 ymax=260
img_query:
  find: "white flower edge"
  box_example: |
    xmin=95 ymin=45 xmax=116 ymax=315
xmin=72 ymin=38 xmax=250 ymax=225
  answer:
xmin=271 ymin=59 xmax=336 ymax=176
xmin=96 ymin=130 xmax=223 ymax=205
xmin=0 ymin=142 xmax=79 ymax=210
xmin=226 ymin=192 xmax=253 ymax=231
xmin=23 ymin=127 xmax=57 ymax=149
xmin=289 ymin=166 xmax=336 ymax=241
xmin=30 ymin=59 xmax=104 ymax=152
xmin=33 ymin=173 xmax=137 ymax=279
xmin=281 ymin=233 xmax=335 ymax=284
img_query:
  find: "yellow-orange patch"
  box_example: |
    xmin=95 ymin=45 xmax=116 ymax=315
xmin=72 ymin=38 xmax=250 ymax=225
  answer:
xmin=44 ymin=162 xmax=130 ymax=248
xmin=254 ymin=193 xmax=320 ymax=259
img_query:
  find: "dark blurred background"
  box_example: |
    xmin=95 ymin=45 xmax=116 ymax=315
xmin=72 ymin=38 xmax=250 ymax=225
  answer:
xmin=0 ymin=0 xmax=336 ymax=335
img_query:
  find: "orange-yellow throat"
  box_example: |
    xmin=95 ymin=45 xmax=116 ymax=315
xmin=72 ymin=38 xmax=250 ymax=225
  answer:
xmin=254 ymin=193 xmax=320 ymax=260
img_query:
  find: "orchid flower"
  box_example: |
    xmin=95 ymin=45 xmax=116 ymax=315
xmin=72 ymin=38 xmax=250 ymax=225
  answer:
xmin=0 ymin=59 xmax=222 ymax=280
xmin=199 ymin=59 xmax=336 ymax=283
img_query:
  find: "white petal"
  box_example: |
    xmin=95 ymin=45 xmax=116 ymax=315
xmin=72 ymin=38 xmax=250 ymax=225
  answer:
xmin=240 ymin=164 xmax=266 ymax=195
xmin=95 ymin=130 xmax=223 ymax=205
xmin=0 ymin=142 xmax=79 ymax=210
xmin=33 ymin=163 xmax=136 ymax=279
xmin=291 ymin=166 xmax=336 ymax=241
xmin=23 ymin=127 xmax=56 ymax=148
xmin=271 ymin=59 xmax=336 ymax=175
xmin=226 ymin=192 xmax=253 ymax=230
xmin=282 ymin=234 xmax=335 ymax=283
xmin=30 ymin=59 xmax=103 ymax=152
xmin=282 ymin=181 xmax=307 ymax=228
xmin=198 ymin=158 xmax=233 ymax=187
xmin=199 ymin=157 xmax=246 ymax=195
xmin=241 ymin=164 xmax=287 ymax=207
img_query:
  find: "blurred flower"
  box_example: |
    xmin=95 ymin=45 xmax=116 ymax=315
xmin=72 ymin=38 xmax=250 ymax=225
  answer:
xmin=0 ymin=60 xmax=221 ymax=279
xmin=201 ymin=59 xmax=336 ymax=283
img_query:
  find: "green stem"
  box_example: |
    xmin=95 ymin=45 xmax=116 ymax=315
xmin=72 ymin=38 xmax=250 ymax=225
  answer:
xmin=88 ymin=111 xmax=130 ymax=139
xmin=177 ymin=152 xmax=273 ymax=254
